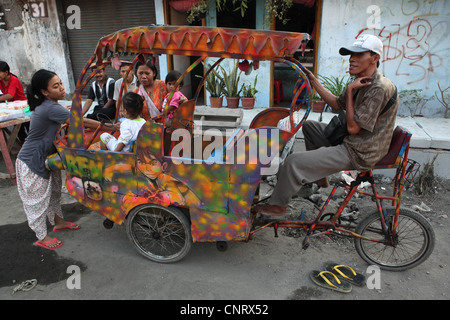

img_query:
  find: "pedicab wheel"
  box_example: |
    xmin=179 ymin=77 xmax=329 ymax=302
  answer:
xmin=216 ymin=241 xmax=228 ymax=252
xmin=126 ymin=204 xmax=192 ymax=263
xmin=354 ymin=208 xmax=435 ymax=271
xmin=103 ymin=218 xmax=114 ymax=229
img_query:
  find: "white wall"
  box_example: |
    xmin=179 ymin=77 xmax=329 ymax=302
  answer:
xmin=0 ymin=0 xmax=73 ymax=93
xmin=154 ymin=0 xmax=169 ymax=81
xmin=319 ymin=0 xmax=449 ymax=117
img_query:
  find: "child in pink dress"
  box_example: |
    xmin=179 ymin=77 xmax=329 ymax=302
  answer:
xmin=163 ymin=70 xmax=187 ymax=126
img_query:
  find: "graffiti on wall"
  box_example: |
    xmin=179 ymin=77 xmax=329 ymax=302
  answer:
xmin=359 ymin=0 xmax=447 ymax=90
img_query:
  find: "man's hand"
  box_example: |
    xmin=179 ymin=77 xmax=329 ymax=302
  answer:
xmin=348 ymin=76 xmax=372 ymax=91
xmin=303 ymin=69 xmax=339 ymax=110
xmin=303 ymin=67 xmax=312 ymax=77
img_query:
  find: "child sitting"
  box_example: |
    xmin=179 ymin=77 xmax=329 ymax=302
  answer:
xmin=100 ymin=92 xmax=146 ymax=152
xmin=163 ymin=70 xmax=187 ymax=126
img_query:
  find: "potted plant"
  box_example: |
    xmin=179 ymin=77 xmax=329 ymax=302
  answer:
xmin=186 ymin=0 xmax=208 ymax=24
xmin=186 ymin=1 xmax=293 ymax=28
xmin=311 ymin=93 xmax=326 ymax=113
xmin=203 ymin=63 xmax=224 ymax=108
xmin=317 ymin=74 xmax=353 ymax=112
xmin=263 ymin=0 xmax=293 ymax=27
xmin=241 ymin=75 xmax=258 ymax=109
xmin=220 ymin=60 xmax=243 ymax=108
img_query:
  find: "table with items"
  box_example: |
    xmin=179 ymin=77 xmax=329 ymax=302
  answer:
xmin=0 ymin=101 xmax=30 ymax=183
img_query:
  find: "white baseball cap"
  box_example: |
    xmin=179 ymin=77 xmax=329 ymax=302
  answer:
xmin=339 ymin=34 xmax=383 ymax=56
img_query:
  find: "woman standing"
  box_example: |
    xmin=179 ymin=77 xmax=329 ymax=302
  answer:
xmin=16 ymin=69 xmax=80 ymax=250
xmin=0 ymin=61 xmax=26 ymax=102
xmin=133 ymin=58 xmax=166 ymax=120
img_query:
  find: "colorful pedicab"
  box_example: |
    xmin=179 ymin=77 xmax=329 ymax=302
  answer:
xmin=47 ymin=26 xmax=434 ymax=270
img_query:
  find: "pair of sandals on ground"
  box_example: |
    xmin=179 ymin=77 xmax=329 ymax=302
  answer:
xmin=34 ymin=222 xmax=81 ymax=250
xmin=310 ymin=262 xmax=366 ymax=293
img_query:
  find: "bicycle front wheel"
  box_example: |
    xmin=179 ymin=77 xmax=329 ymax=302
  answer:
xmin=126 ymin=204 xmax=192 ymax=263
xmin=354 ymin=208 xmax=435 ymax=271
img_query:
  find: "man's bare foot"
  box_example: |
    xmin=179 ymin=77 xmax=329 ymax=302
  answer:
xmin=255 ymin=203 xmax=287 ymax=216
xmin=314 ymin=177 xmax=330 ymax=188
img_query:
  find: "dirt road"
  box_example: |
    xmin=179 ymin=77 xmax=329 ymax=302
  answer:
xmin=1 ymin=166 xmax=449 ymax=302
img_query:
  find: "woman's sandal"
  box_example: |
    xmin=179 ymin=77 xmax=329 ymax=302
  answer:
xmin=53 ymin=222 xmax=81 ymax=232
xmin=324 ymin=262 xmax=366 ymax=287
xmin=309 ymin=270 xmax=352 ymax=293
xmin=34 ymin=237 xmax=63 ymax=250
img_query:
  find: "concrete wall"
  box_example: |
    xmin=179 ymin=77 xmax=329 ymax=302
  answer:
xmin=318 ymin=0 xmax=449 ymax=117
xmin=2 ymin=0 xmax=448 ymax=115
xmin=0 ymin=0 xmax=73 ymax=93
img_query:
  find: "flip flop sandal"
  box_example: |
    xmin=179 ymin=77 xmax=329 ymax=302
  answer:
xmin=324 ymin=262 xmax=366 ymax=287
xmin=53 ymin=222 xmax=81 ymax=232
xmin=34 ymin=237 xmax=63 ymax=250
xmin=309 ymin=270 xmax=352 ymax=293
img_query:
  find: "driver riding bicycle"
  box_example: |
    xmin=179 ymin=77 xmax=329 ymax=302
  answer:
xmin=256 ymin=34 xmax=399 ymax=217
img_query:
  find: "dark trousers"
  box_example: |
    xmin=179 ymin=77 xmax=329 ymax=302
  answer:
xmin=86 ymin=105 xmax=116 ymax=122
xmin=269 ymin=120 xmax=353 ymax=206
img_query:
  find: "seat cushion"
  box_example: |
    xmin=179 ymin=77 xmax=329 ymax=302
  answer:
xmin=375 ymin=126 xmax=408 ymax=167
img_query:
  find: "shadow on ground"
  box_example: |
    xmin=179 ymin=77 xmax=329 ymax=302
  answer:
xmin=0 ymin=202 xmax=90 ymax=288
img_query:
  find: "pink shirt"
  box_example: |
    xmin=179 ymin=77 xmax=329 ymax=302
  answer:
xmin=164 ymin=91 xmax=186 ymax=119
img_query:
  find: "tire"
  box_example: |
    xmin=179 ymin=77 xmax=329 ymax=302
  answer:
xmin=354 ymin=208 xmax=435 ymax=271
xmin=126 ymin=204 xmax=192 ymax=263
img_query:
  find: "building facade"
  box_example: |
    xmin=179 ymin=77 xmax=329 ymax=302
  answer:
xmin=0 ymin=0 xmax=448 ymax=116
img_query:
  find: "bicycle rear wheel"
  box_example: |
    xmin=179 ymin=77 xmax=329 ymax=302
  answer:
xmin=354 ymin=208 xmax=435 ymax=271
xmin=126 ymin=204 xmax=192 ymax=263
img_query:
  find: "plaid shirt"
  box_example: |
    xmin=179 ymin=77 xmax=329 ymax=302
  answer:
xmin=337 ymin=70 xmax=398 ymax=171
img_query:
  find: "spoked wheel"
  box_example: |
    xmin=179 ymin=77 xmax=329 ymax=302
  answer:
xmin=126 ymin=204 xmax=192 ymax=263
xmin=354 ymin=208 xmax=435 ymax=271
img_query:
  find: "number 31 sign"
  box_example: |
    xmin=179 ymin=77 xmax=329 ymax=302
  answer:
xmin=29 ymin=1 xmax=48 ymax=18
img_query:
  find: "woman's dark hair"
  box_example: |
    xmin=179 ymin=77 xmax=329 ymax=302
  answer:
xmin=135 ymin=58 xmax=158 ymax=80
xmin=0 ymin=61 xmax=11 ymax=74
xmin=26 ymin=69 xmax=57 ymax=111
xmin=165 ymin=70 xmax=183 ymax=87
xmin=122 ymin=91 xmax=144 ymax=118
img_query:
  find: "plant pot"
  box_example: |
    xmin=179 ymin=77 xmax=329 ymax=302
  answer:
xmin=226 ymin=97 xmax=240 ymax=109
xmin=169 ymin=0 xmax=200 ymax=12
xmin=210 ymin=96 xmax=223 ymax=108
xmin=312 ymin=100 xmax=326 ymax=113
xmin=241 ymin=97 xmax=255 ymax=109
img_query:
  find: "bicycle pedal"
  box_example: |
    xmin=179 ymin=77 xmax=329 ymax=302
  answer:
xmin=302 ymin=236 xmax=310 ymax=250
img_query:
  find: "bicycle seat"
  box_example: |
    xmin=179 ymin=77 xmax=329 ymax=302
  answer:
xmin=374 ymin=126 xmax=410 ymax=168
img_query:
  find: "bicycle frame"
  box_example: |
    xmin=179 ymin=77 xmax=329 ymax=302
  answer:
xmin=250 ymin=127 xmax=414 ymax=248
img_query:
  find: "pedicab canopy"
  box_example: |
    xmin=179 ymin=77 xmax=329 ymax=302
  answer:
xmin=53 ymin=26 xmax=312 ymax=243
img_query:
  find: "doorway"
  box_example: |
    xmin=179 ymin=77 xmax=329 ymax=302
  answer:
xmin=274 ymin=0 xmax=320 ymax=106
